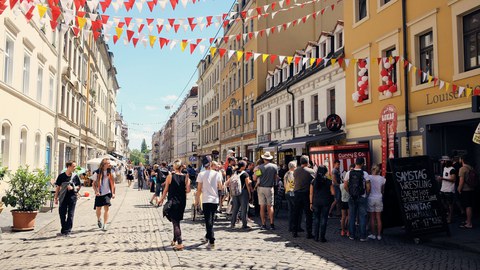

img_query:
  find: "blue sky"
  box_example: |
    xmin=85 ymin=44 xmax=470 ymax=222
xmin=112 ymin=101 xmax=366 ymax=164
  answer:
xmin=106 ymin=0 xmax=235 ymax=150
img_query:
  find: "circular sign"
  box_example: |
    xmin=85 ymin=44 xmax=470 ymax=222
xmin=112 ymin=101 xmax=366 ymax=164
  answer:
xmin=325 ymin=114 xmax=342 ymax=132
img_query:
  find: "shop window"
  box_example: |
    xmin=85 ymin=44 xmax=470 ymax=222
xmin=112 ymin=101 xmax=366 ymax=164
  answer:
xmin=419 ymin=31 xmax=434 ymax=84
xmin=463 ymin=9 xmax=480 ymax=71
xmin=1 ymin=123 xmax=11 ymax=167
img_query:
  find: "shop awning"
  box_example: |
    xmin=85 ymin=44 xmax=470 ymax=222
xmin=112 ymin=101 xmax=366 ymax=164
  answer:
xmin=279 ymin=132 xmax=345 ymax=151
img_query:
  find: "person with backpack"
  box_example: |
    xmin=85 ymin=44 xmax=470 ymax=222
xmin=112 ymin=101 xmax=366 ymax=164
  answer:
xmin=344 ymin=157 xmax=371 ymax=241
xmin=310 ymin=165 xmax=335 ymax=242
xmin=292 ymin=155 xmax=315 ymax=239
xmin=225 ymin=160 xmax=252 ymax=229
xmin=458 ymin=155 xmax=476 ymax=229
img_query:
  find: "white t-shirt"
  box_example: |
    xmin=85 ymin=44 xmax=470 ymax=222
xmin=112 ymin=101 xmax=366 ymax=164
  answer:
xmin=440 ymin=166 xmax=456 ymax=193
xmin=368 ymin=175 xmax=386 ymax=200
xmin=344 ymin=169 xmax=371 ymax=198
xmin=196 ymin=170 xmax=223 ymax=204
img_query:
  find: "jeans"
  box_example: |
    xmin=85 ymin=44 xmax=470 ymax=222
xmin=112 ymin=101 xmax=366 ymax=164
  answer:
xmin=138 ymin=178 xmax=144 ymax=190
xmin=293 ymin=191 xmax=312 ymax=235
xmin=348 ymin=197 xmax=368 ymax=239
xmin=286 ymin=194 xmax=303 ymax=231
xmin=59 ymin=197 xmax=77 ymax=234
xmin=172 ymin=219 xmax=182 ymax=244
xmin=231 ymin=189 xmax=249 ymax=227
xmin=202 ymin=203 xmax=218 ymax=244
xmin=313 ymin=205 xmax=330 ymax=240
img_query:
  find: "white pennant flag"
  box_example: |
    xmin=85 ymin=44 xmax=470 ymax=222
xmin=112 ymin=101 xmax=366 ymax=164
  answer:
xmin=277 ymin=25 xmax=282 ymax=32
xmin=297 ymin=18 xmax=302 ymax=24
xmin=91 ymin=0 xmax=99 ymax=8
xmin=138 ymin=33 xmax=145 ymax=42
xmin=180 ymin=0 xmax=188 ymax=8
xmin=123 ymin=37 xmax=129 ymax=45
xmin=216 ymin=15 xmax=223 ymax=24
xmin=302 ymin=57 xmax=309 ymax=65
xmin=253 ymin=53 xmax=261 ymax=61
xmin=104 ymin=34 xmax=111 ymax=42
xmin=408 ymin=63 xmax=413 ymax=71
xmin=272 ymin=11 xmax=278 ymax=19
xmin=439 ymin=80 xmax=445 ymax=90
xmin=147 ymin=24 xmax=154 ymax=33
xmin=198 ymin=45 xmax=206 ymax=54
xmin=214 ymin=22 xmax=220 ymax=28
xmin=142 ymin=38 xmax=148 ymax=48
xmin=306 ymin=14 xmax=311 ymax=21
xmin=287 ymin=22 xmax=292 ymax=28
xmin=165 ymin=24 xmax=172 ymax=32
xmin=182 ymin=24 xmax=189 ymax=32
xmin=344 ymin=59 xmax=351 ymax=68
xmin=177 ymin=18 xmax=185 ymax=26
xmin=254 ymin=31 xmax=259 ymax=38
xmin=128 ymin=22 xmax=136 ymax=30
xmin=136 ymin=2 xmax=143 ymax=12
xmin=113 ymin=17 xmax=121 ymax=26
xmin=87 ymin=1 xmax=96 ymax=12
xmin=63 ymin=11 xmax=75 ymax=26
xmin=243 ymin=34 xmax=248 ymax=42
xmin=169 ymin=40 xmax=177 ymax=50
xmin=86 ymin=19 xmax=92 ymax=30
xmin=278 ymin=55 xmax=285 ymax=63
xmin=135 ymin=18 xmax=144 ymax=25
xmin=458 ymin=86 xmax=465 ymax=97
xmin=197 ymin=17 xmax=204 ymax=24
xmin=230 ymin=11 xmax=237 ymax=18
xmin=89 ymin=14 xmax=98 ymax=21
xmin=159 ymin=0 xmax=168 ymax=10
xmin=263 ymin=5 xmax=269 ymax=13
xmin=266 ymin=28 xmax=271 ymax=36
xmin=279 ymin=0 xmax=284 ymax=8
xmin=157 ymin=18 xmax=164 ymax=26
xmin=247 ymin=9 xmax=254 ymax=17
xmin=111 ymin=2 xmax=120 ymax=12
xmin=198 ymin=23 xmax=206 ymax=31
xmin=422 ymin=72 xmax=427 ymax=82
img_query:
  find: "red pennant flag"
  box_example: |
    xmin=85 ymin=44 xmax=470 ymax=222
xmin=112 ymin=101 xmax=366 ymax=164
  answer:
xmin=286 ymin=0 xmax=290 ymax=6
xmin=433 ymin=78 xmax=438 ymax=87
xmin=72 ymin=27 xmax=80 ymax=37
xmin=170 ymin=0 xmax=177 ymax=10
xmin=270 ymin=27 xmax=275 ymax=34
xmin=241 ymin=11 xmax=247 ymax=18
xmin=9 ymin=0 xmax=18 ymax=9
xmin=271 ymin=2 xmax=276 ymax=10
xmin=377 ymin=58 xmax=382 ymax=65
xmin=168 ymin=18 xmax=175 ymax=27
xmin=338 ymin=58 xmax=344 ymax=67
xmin=24 ymin=5 xmax=35 ymax=22
xmin=270 ymin=54 xmax=277 ymax=64
xmin=100 ymin=1 xmax=109 ymax=12
xmin=222 ymin=13 xmax=228 ymax=20
xmin=316 ymin=58 xmax=322 ymax=66
xmin=219 ymin=48 xmax=227 ymax=57
xmin=195 ymin=38 xmax=202 ymax=44
xmin=51 ymin=6 xmax=61 ymax=22
xmin=190 ymin=23 xmax=197 ymax=31
xmin=403 ymin=59 xmax=409 ymax=68
xmin=236 ymin=34 xmax=241 ymax=41
xmin=206 ymin=16 xmax=213 ymax=26
xmin=50 ymin=20 xmax=58 ymax=30
xmin=113 ymin=35 xmax=119 ymax=44
xmin=245 ymin=52 xmax=253 ymax=61
xmin=248 ymin=32 xmax=253 ymax=39
xmin=256 ymin=7 xmax=262 ymax=15
xmin=147 ymin=1 xmax=155 ymax=11
xmin=173 ymin=24 xmax=180 ymax=33
xmin=152 ymin=0 xmax=157 ymax=4
xmin=452 ymin=84 xmax=458 ymax=93
xmin=117 ymin=22 xmax=125 ymax=28
xmin=301 ymin=16 xmax=307 ymax=23
xmin=283 ymin=23 xmax=288 ymax=30
xmin=331 ymin=4 xmax=335 ymax=10
xmin=321 ymin=8 xmax=325 ymax=15
xmin=146 ymin=18 xmax=154 ymax=25
xmin=188 ymin=17 xmax=195 ymax=25
xmin=259 ymin=29 xmax=265 ymax=37
xmin=417 ymin=69 xmax=422 ymax=77
xmin=73 ymin=0 xmax=81 ymax=10
xmin=77 ymin=11 xmax=86 ymax=18
xmin=312 ymin=12 xmax=317 ymax=20
xmin=138 ymin=24 xmax=144 ymax=33
xmin=190 ymin=43 xmax=197 ymax=54
xmin=126 ymin=30 xmax=134 ymax=42
xmin=294 ymin=56 xmax=301 ymax=65
xmin=395 ymin=56 xmax=400 ymax=63
xmin=209 ymin=38 xmax=215 ymax=44
xmin=223 ymin=20 xmax=229 ymax=28
xmin=159 ymin=38 xmax=168 ymax=49
xmin=124 ymin=1 xmax=133 ymax=11
xmin=223 ymin=36 xmax=229 ymax=43
xmin=93 ymin=31 xmax=101 ymax=40
xmin=125 ymin=17 xmax=132 ymax=27
xmin=101 ymin=15 xmax=109 ymax=24
xmin=0 ymin=6 xmax=6 ymax=15
xmin=156 ymin=24 xmax=163 ymax=33
xmin=292 ymin=20 xmax=297 ymax=27
xmin=133 ymin=38 xmax=139 ymax=47
xmin=91 ymin=20 xmax=102 ymax=32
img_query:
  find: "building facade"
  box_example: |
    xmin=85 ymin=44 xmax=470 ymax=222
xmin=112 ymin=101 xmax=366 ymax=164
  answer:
xmin=344 ymin=0 xmax=480 ymax=172
xmin=172 ymin=87 xmax=198 ymax=164
xmin=113 ymin=112 xmax=129 ymax=159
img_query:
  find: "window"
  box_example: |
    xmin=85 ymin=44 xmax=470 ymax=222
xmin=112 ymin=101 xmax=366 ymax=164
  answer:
xmin=45 ymin=136 xmax=52 ymax=175
xmin=320 ymin=42 xmax=327 ymax=57
xmin=463 ymin=10 xmax=480 ymax=71
xmin=20 ymin=128 xmax=27 ymax=166
xmin=250 ymin=59 xmax=254 ymax=79
xmin=245 ymin=102 xmax=249 ymax=123
xmin=384 ymin=47 xmax=398 ymax=84
xmin=312 ymin=95 xmax=319 ymax=121
xmin=1 ymin=123 xmax=11 ymax=166
xmin=250 ymin=19 xmax=254 ymax=32
xmin=380 ymin=0 xmax=391 ymax=6
xmin=356 ymin=0 xmax=368 ymax=22
xmin=4 ymin=37 xmax=14 ymax=85
xmin=283 ymin=66 xmax=288 ymax=81
xmin=337 ymin=31 xmax=343 ymax=50
xmin=286 ymin=105 xmax=292 ymax=127
xmin=23 ymin=53 xmax=31 ymax=94
xmin=37 ymin=66 xmax=43 ymax=102
xmin=61 ymin=85 xmax=66 ymax=114
xmin=34 ymin=133 xmax=40 ymax=168
xmin=250 ymin=100 xmax=254 ymax=122
xmin=329 ymin=89 xmax=336 ymax=115
xmin=267 ymin=112 xmax=272 ymax=132
xmin=419 ymin=31 xmax=434 ymax=84
xmin=299 ymin=100 xmax=305 ymax=124
xmin=244 ymin=62 xmax=249 ymax=83
xmin=260 ymin=115 xmax=264 ymax=135
xmin=49 ymin=76 xmax=55 ymax=109
xmin=275 ymin=109 xmax=280 ymax=130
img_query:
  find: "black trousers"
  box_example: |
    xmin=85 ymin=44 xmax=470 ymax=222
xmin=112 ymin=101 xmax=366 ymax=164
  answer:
xmin=202 ymin=203 xmax=218 ymax=244
xmin=59 ymin=197 xmax=77 ymax=234
xmin=293 ymin=191 xmax=312 ymax=235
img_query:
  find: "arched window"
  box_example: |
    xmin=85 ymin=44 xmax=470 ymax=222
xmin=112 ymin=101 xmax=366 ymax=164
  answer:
xmin=34 ymin=133 xmax=41 ymax=168
xmin=45 ymin=136 xmax=52 ymax=175
xmin=20 ymin=128 xmax=28 ymax=166
xmin=1 ymin=122 xmax=11 ymax=166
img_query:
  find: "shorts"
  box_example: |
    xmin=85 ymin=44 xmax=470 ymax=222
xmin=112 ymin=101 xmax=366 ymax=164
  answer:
xmin=460 ymin=191 xmax=475 ymax=208
xmin=155 ymin=184 xmax=162 ymax=197
xmin=367 ymin=197 xmax=383 ymax=212
xmin=440 ymin=192 xmax=454 ymax=205
xmin=334 ymin=185 xmax=341 ymax=202
xmin=341 ymin=201 xmax=349 ymax=210
xmin=94 ymin=193 xmax=112 ymax=209
xmin=257 ymin=186 xmax=274 ymax=206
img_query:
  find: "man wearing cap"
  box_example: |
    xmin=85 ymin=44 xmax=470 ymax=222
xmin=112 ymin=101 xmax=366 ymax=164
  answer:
xmin=254 ymin=151 xmax=278 ymax=230
xmin=196 ymin=156 xmax=223 ymax=249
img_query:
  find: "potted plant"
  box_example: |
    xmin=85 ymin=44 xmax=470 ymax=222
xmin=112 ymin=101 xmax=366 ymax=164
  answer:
xmin=1 ymin=166 xmax=51 ymax=231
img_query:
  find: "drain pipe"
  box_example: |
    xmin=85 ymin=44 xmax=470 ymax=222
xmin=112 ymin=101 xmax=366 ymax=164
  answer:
xmin=286 ymin=86 xmax=295 ymax=139
xmin=402 ymin=0 xmax=410 ymax=157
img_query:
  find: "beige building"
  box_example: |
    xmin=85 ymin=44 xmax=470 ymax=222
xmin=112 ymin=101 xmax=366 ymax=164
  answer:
xmin=172 ymin=87 xmax=199 ymax=164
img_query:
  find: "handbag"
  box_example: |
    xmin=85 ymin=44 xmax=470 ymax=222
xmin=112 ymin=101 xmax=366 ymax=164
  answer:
xmin=163 ymin=200 xmax=173 ymax=221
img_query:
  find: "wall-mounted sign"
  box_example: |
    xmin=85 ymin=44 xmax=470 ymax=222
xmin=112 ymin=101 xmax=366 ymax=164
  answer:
xmin=326 ymin=114 xmax=342 ymax=132
xmin=378 ymin=104 xmax=398 ymax=176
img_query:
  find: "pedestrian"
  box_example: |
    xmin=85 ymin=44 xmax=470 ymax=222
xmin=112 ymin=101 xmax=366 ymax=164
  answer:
xmin=329 ymin=160 xmax=342 ymax=217
xmin=458 ymin=155 xmax=475 ymax=229
xmin=195 ymin=156 xmax=223 ymax=249
xmin=252 ymin=159 xmax=264 ymax=217
xmin=224 ymin=149 xmax=235 ymax=171
xmin=339 ymin=172 xmax=350 ymax=237
xmin=367 ymin=164 xmax=386 ymax=240
xmin=292 ymin=155 xmax=315 ymax=238
xmin=225 ymin=160 xmax=252 ymax=229
xmin=149 ymin=165 xmax=157 ymax=199
xmin=310 ymin=165 xmax=334 ymax=242
xmin=152 ymin=162 xmax=169 ymax=206
xmin=137 ymin=162 xmax=146 ymax=191
xmin=159 ymin=159 xmax=191 ymax=251
xmin=344 ymin=157 xmax=371 ymax=241
xmin=253 ymin=152 xmax=278 ymax=230
xmin=284 ymin=160 xmax=298 ymax=232
xmin=91 ymin=158 xmax=116 ymax=231
xmin=54 ymin=160 xmax=82 ymax=237
xmin=437 ymin=159 xmax=456 ymax=224
xmin=222 ymin=156 xmax=237 ymax=213
xmin=126 ymin=166 xmax=134 ymax=187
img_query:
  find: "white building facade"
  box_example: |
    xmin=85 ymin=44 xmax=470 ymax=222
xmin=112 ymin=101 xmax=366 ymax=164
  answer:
xmin=172 ymin=87 xmax=198 ymax=165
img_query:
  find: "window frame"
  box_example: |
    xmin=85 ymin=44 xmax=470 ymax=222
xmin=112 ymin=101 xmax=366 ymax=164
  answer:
xmin=353 ymin=0 xmax=369 ymax=27
xmin=298 ymin=99 xmax=305 ymax=124
xmin=22 ymin=52 xmax=31 ymax=94
xmin=463 ymin=9 xmax=480 ymax=72
xmin=4 ymin=35 xmax=15 ymax=85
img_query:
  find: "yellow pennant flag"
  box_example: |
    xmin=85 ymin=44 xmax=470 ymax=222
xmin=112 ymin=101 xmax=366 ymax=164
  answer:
xmin=78 ymin=17 xmax=87 ymax=30
xmin=210 ymin=47 xmax=217 ymax=57
xmin=466 ymin=88 xmax=473 ymax=97
xmin=286 ymin=56 xmax=293 ymax=65
xmin=115 ymin=27 xmax=123 ymax=38
xmin=181 ymin=41 xmax=188 ymax=52
xmin=352 ymin=58 xmax=358 ymax=65
xmin=445 ymin=82 xmax=450 ymax=91
xmin=262 ymin=54 xmax=269 ymax=63
xmin=236 ymin=51 xmax=244 ymax=62
xmin=37 ymin=5 xmax=48 ymax=18
xmin=412 ymin=66 xmax=417 ymax=74
xmin=149 ymin=35 xmax=157 ymax=48
xmin=331 ymin=58 xmax=337 ymax=65
xmin=309 ymin=58 xmax=316 ymax=66
xmin=428 ymin=75 xmax=433 ymax=84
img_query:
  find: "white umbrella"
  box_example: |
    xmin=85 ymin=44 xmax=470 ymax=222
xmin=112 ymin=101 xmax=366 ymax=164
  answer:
xmin=86 ymin=157 xmax=117 ymax=172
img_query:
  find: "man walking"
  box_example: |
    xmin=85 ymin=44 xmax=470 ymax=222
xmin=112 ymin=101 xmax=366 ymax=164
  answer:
xmin=54 ymin=160 xmax=82 ymax=237
xmin=195 ymin=156 xmax=223 ymax=249
xmin=137 ymin=162 xmax=146 ymax=190
xmin=254 ymin=151 xmax=278 ymax=230
xmin=329 ymin=160 xmax=342 ymax=217
xmin=344 ymin=157 xmax=371 ymax=241
xmin=458 ymin=155 xmax=475 ymax=229
xmin=292 ymin=155 xmax=315 ymax=238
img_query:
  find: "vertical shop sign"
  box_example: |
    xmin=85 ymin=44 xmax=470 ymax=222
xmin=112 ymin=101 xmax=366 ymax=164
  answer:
xmin=378 ymin=105 xmax=398 ymax=176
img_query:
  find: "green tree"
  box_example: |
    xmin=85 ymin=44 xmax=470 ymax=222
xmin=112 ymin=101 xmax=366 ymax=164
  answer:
xmin=130 ymin=149 xmax=146 ymax=165
xmin=141 ymin=139 xmax=148 ymax=153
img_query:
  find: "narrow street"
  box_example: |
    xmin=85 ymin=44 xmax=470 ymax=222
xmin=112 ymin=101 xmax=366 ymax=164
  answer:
xmin=1 ymin=181 xmax=479 ymax=270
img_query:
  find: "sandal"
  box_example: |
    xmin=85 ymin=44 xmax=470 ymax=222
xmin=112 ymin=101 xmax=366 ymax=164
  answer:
xmin=173 ymin=244 xmax=184 ymax=251
xmin=170 ymin=241 xmax=176 ymax=246
xmin=459 ymin=224 xmax=473 ymax=229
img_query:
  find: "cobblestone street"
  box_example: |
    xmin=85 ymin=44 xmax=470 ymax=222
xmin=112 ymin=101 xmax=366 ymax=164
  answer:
xmin=1 ymin=182 xmax=480 ymax=270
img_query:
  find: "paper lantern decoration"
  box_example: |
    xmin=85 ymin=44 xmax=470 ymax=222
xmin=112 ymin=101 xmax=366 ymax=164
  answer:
xmin=378 ymin=58 xmax=397 ymax=97
xmin=353 ymin=59 xmax=369 ymax=103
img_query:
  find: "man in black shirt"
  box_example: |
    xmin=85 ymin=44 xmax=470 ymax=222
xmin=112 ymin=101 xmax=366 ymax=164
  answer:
xmin=54 ymin=160 xmax=82 ymax=236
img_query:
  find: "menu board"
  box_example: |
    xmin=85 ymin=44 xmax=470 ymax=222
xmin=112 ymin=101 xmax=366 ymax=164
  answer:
xmin=389 ymin=156 xmax=449 ymax=236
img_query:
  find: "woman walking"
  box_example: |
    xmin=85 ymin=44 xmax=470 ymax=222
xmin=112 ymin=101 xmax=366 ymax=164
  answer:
xmin=159 ymin=159 xmax=191 ymax=251
xmin=225 ymin=160 xmax=252 ymax=229
xmin=310 ymin=165 xmax=334 ymax=242
xmin=368 ymin=164 xmax=386 ymax=240
xmin=284 ymin=161 xmax=297 ymax=232
xmin=91 ymin=158 xmax=116 ymax=231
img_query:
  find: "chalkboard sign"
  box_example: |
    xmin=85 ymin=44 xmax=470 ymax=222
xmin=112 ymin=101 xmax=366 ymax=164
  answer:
xmin=389 ymin=156 xmax=449 ymax=237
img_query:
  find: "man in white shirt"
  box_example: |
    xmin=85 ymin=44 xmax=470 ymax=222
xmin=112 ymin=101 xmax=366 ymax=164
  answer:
xmin=195 ymin=156 xmax=223 ymax=249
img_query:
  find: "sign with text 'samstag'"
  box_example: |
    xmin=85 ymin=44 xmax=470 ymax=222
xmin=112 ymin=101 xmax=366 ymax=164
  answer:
xmin=389 ymin=156 xmax=449 ymax=237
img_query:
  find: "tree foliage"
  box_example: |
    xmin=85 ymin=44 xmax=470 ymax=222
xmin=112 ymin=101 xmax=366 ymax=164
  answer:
xmin=130 ymin=149 xmax=146 ymax=165
xmin=141 ymin=139 xmax=148 ymax=153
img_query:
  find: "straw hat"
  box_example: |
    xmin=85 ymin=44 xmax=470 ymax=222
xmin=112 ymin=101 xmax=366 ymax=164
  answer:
xmin=261 ymin=151 xmax=274 ymax=160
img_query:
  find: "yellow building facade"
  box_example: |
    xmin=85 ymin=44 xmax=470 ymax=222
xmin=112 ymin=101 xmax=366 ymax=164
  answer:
xmin=344 ymin=0 xmax=480 ymax=169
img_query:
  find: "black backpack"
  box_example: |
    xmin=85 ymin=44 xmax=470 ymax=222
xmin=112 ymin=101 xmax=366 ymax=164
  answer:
xmin=157 ymin=168 xmax=168 ymax=184
xmin=348 ymin=170 xmax=365 ymax=200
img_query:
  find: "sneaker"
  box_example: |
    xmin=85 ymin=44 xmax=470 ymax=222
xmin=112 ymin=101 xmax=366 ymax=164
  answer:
xmin=360 ymin=238 xmax=368 ymax=242
xmin=377 ymin=235 xmax=382 ymax=241
xmin=340 ymin=230 xmax=346 ymax=236
xmin=346 ymin=231 xmax=350 ymax=237
xmin=242 ymin=225 xmax=252 ymax=230
xmin=97 ymin=220 xmax=103 ymax=229
xmin=206 ymin=243 xmax=215 ymax=249
xmin=349 ymin=236 xmax=355 ymax=241
xmin=261 ymin=225 xmax=267 ymax=230
xmin=270 ymin=224 xmax=275 ymax=230
xmin=368 ymin=234 xmax=376 ymax=240
xmin=102 ymin=224 xmax=108 ymax=231
xmin=57 ymin=232 xmax=66 ymax=237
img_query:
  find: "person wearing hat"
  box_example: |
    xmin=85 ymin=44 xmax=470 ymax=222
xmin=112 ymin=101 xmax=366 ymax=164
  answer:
xmin=195 ymin=156 xmax=223 ymax=249
xmin=224 ymin=149 xmax=236 ymax=171
xmin=253 ymin=151 xmax=278 ymax=230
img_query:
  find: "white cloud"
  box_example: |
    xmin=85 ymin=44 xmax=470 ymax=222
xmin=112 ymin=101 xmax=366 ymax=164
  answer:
xmin=145 ymin=105 xmax=159 ymax=111
xmin=161 ymin=95 xmax=178 ymax=102
xmin=127 ymin=103 xmax=137 ymax=111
